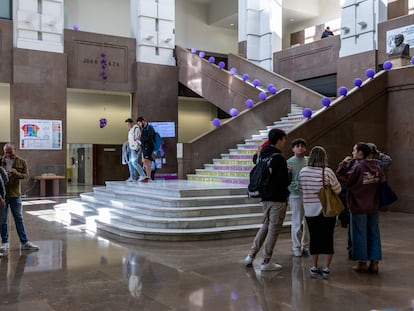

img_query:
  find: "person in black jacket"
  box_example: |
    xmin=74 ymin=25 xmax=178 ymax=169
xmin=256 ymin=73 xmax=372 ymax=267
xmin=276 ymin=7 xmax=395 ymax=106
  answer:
xmin=244 ymin=128 xmax=291 ymax=271
xmin=321 ymin=26 xmax=333 ymax=38
xmin=137 ymin=117 xmax=155 ymax=181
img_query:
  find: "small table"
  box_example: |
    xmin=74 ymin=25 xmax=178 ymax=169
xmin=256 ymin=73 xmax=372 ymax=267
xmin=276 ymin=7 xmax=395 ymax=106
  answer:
xmin=34 ymin=175 xmax=66 ymax=197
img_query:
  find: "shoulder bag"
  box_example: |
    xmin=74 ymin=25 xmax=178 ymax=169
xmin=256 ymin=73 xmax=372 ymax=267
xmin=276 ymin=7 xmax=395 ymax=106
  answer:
xmin=318 ymin=167 xmax=344 ymax=217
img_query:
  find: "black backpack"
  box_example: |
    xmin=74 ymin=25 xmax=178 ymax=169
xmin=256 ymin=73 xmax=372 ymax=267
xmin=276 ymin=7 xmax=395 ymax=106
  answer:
xmin=247 ymin=153 xmax=278 ymax=198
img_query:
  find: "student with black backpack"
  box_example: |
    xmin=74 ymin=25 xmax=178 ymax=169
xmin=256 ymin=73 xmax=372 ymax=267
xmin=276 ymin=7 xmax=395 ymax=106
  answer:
xmin=244 ymin=128 xmax=291 ymax=271
xmin=137 ymin=116 xmax=155 ymax=182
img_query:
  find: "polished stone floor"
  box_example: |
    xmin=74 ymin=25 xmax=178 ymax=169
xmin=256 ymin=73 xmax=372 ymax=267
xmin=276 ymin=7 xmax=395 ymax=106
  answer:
xmin=1 ymin=195 xmax=414 ymax=311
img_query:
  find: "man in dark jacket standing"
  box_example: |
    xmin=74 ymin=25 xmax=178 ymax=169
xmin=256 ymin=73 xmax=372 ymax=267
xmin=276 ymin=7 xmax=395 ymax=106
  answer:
xmin=137 ymin=117 xmax=155 ymax=181
xmin=244 ymin=129 xmax=291 ymax=271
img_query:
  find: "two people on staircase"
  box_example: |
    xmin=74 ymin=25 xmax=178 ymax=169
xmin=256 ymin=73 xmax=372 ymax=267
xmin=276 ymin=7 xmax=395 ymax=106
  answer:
xmin=124 ymin=118 xmax=149 ymax=182
xmin=244 ymin=128 xmax=292 ymax=271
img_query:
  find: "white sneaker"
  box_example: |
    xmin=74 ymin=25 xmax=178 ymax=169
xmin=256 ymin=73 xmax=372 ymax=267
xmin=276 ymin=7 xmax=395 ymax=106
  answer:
xmin=244 ymin=255 xmax=254 ymax=266
xmin=260 ymin=262 xmax=282 ymax=271
xmin=293 ymin=249 xmax=302 ymax=257
xmin=21 ymin=241 xmax=39 ymax=250
xmin=125 ymin=178 xmax=134 ymax=182
xmin=0 ymin=243 xmax=9 ymax=251
xmin=138 ymin=176 xmax=147 ymax=182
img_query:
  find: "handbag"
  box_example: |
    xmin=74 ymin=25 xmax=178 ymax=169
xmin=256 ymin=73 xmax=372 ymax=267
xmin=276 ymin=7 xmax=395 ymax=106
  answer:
xmin=317 ymin=167 xmax=344 ymax=217
xmin=379 ymin=180 xmax=398 ymax=207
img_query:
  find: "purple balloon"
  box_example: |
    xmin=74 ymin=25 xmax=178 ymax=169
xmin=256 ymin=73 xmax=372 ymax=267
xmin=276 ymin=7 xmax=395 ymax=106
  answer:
xmin=253 ymin=79 xmax=260 ymax=87
xmin=191 ymin=48 xmax=197 ymax=54
xmin=258 ymin=92 xmax=267 ymax=101
xmin=412 ymin=56 xmax=414 ymax=65
xmin=73 ymin=23 xmax=79 ymax=31
xmin=242 ymin=73 xmax=249 ymax=81
xmin=198 ymin=51 xmax=205 ymax=58
xmin=99 ymin=118 xmax=107 ymax=128
xmin=383 ymin=61 xmax=393 ymax=70
xmin=267 ymin=84 xmax=274 ymax=91
xmin=354 ymin=78 xmax=363 ymax=87
xmin=269 ymin=87 xmax=277 ymax=95
xmin=302 ymin=108 xmax=312 ymax=119
xmin=230 ymin=67 xmax=237 ymax=75
xmin=229 ymin=108 xmax=238 ymax=117
xmin=365 ymin=68 xmax=375 ymax=78
xmin=245 ymin=99 xmax=254 ymax=108
xmin=218 ymin=61 xmax=226 ymax=69
xmin=208 ymin=56 xmax=215 ymax=63
xmin=338 ymin=86 xmax=348 ymax=96
xmin=321 ymin=97 xmax=331 ymax=107
xmin=212 ymin=118 xmax=221 ymax=127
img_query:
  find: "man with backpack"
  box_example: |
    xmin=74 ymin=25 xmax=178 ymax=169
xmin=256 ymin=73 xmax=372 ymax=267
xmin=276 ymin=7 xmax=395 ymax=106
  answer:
xmin=244 ymin=128 xmax=291 ymax=271
xmin=137 ymin=116 xmax=155 ymax=181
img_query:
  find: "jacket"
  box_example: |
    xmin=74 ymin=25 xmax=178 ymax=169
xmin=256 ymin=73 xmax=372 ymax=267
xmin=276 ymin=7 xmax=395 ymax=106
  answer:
xmin=260 ymin=145 xmax=291 ymax=202
xmin=336 ymin=159 xmax=383 ymax=214
xmin=1 ymin=156 xmax=29 ymax=198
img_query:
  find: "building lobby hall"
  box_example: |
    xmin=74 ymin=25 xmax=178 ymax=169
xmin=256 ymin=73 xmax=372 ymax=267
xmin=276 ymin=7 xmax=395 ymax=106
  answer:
xmin=1 ymin=186 xmax=413 ymax=311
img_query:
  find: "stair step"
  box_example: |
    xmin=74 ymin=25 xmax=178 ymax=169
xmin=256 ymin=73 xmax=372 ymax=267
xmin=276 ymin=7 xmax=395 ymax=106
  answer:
xmin=187 ymin=174 xmax=249 ymax=184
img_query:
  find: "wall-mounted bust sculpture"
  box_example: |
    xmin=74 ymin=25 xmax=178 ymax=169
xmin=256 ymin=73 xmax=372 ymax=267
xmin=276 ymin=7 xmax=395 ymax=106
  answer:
xmin=388 ymin=34 xmax=410 ymax=57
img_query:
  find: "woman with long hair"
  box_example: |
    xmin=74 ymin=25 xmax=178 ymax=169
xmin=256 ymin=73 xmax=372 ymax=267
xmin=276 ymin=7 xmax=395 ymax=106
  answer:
xmin=299 ymin=146 xmax=341 ymax=279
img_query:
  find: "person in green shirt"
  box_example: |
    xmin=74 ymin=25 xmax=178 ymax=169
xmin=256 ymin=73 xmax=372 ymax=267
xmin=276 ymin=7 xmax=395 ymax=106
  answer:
xmin=0 ymin=143 xmax=39 ymax=252
xmin=287 ymin=138 xmax=309 ymax=257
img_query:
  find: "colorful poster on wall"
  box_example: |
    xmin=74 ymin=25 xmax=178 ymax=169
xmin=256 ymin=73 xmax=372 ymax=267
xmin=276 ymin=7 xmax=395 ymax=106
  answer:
xmin=19 ymin=119 xmax=62 ymax=150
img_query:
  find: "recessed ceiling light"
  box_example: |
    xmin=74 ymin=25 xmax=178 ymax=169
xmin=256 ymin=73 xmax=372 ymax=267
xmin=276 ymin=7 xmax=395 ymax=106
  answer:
xmin=230 ymin=23 xmax=234 ymax=26
xmin=290 ymin=18 xmax=294 ymax=22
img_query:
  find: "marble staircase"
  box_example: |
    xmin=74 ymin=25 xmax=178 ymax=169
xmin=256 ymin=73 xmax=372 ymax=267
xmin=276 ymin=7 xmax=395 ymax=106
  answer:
xmin=54 ymin=180 xmax=287 ymax=241
xmin=187 ymin=104 xmax=308 ymax=184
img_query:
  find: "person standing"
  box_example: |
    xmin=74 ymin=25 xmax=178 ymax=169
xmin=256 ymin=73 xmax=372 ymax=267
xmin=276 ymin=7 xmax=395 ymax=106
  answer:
xmin=299 ymin=146 xmax=341 ymax=279
xmin=321 ymin=26 xmax=334 ymax=38
xmin=287 ymin=138 xmax=310 ymax=257
xmin=336 ymin=143 xmax=383 ymax=273
xmin=125 ymin=118 xmax=147 ymax=182
xmin=137 ymin=117 xmax=156 ymax=181
xmin=244 ymin=128 xmax=291 ymax=271
xmin=0 ymin=143 xmax=39 ymax=251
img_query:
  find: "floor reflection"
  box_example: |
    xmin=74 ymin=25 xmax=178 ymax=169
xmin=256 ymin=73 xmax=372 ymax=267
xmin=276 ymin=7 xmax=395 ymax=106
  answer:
xmin=0 ymin=198 xmax=414 ymax=310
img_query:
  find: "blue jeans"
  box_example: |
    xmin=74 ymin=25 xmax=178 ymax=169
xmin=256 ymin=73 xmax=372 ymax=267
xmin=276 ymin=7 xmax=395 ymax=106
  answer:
xmin=0 ymin=197 xmax=29 ymax=244
xmin=350 ymin=212 xmax=382 ymax=261
xmin=128 ymin=148 xmax=146 ymax=180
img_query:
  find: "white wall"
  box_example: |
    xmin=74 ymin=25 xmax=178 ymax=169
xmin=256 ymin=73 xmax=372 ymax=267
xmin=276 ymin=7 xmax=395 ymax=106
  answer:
xmin=64 ymin=0 xmax=130 ymax=37
xmin=67 ymin=91 xmax=131 ymax=144
xmin=0 ymin=84 xmax=10 ymax=142
xmin=175 ymin=0 xmax=238 ymax=54
xmin=178 ymin=97 xmax=218 ymax=143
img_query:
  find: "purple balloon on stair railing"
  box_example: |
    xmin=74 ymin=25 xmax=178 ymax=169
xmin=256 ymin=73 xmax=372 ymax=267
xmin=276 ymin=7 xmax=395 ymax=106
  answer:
xmin=230 ymin=67 xmax=237 ymax=75
xmin=229 ymin=108 xmax=238 ymax=117
xmin=242 ymin=73 xmax=249 ymax=81
xmin=212 ymin=118 xmax=221 ymax=127
xmin=365 ymin=68 xmax=375 ymax=78
xmin=258 ymin=92 xmax=267 ymax=101
xmin=269 ymin=87 xmax=277 ymax=95
xmin=321 ymin=97 xmax=331 ymax=107
xmin=208 ymin=56 xmax=215 ymax=63
xmin=267 ymin=84 xmax=274 ymax=91
xmin=245 ymin=99 xmax=254 ymax=108
xmin=354 ymin=78 xmax=363 ymax=87
xmin=199 ymin=51 xmax=205 ymax=58
xmin=191 ymin=48 xmax=197 ymax=54
xmin=302 ymin=108 xmax=312 ymax=119
xmin=338 ymin=86 xmax=348 ymax=96
xmin=383 ymin=61 xmax=392 ymax=70
xmin=218 ymin=61 xmax=226 ymax=69
xmin=253 ymin=79 xmax=260 ymax=87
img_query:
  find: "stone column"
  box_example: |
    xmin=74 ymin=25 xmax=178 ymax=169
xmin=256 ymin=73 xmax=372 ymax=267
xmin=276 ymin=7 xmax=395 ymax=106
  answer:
xmin=11 ymin=0 xmax=67 ymax=195
xmin=238 ymin=0 xmax=282 ymax=71
xmin=339 ymin=0 xmax=388 ymax=57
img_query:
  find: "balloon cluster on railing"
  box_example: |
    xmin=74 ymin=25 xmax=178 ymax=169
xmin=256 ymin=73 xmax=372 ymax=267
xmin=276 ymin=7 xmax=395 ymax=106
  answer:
xmin=99 ymin=118 xmax=107 ymax=128
xmin=191 ymin=48 xmax=279 ymax=127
